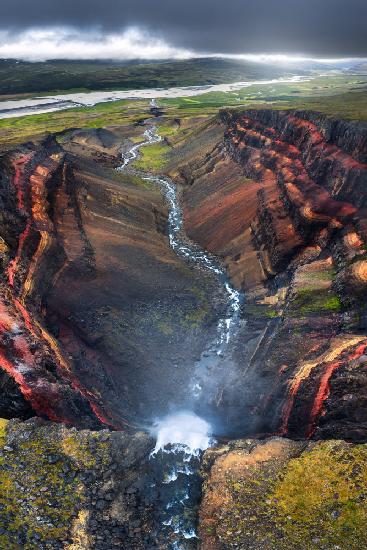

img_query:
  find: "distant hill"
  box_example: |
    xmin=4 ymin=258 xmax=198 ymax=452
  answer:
xmin=0 ymin=57 xmax=293 ymax=97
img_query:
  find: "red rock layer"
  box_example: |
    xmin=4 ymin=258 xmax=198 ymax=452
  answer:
xmin=0 ymin=141 xmax=115 ymax=428
xmin=225 ymin=110 xmax=367 ymax=440
xmin=182 ymin=110 xmax=367 ymax=440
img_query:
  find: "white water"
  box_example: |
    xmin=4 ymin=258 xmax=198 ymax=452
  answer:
xmin=0 ymin=75 xmax=310 ymax=119
xmin=151 ymin=412 xmax=213 ymax=456
xmin=118 ymin=112 xmax=244 ymax=548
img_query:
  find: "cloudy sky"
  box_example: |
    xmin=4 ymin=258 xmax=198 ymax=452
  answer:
xmin=0 ymin=0 xmax=366 ymax=61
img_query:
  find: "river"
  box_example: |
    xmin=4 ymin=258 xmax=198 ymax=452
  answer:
xmin=118 ymin=121 xmax=244 ymax=549
xmin=0 ymin=75 xmax=310 ymax=119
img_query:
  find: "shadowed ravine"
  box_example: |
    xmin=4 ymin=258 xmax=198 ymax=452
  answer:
xmin=118 ymin=121 xmax=244 ymax=549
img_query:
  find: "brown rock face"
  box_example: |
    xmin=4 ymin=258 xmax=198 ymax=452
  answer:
xmin=181 ymin=109 xmax=367 ymax=441
xmin=0 ymin=139 xmax=101 ymax=427
xmin=1 ymin=109 xmax=367 ymax=443
xmin=0 ymin=126 xmax=225 ymax=429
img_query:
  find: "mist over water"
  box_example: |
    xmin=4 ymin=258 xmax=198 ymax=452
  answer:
xmin=151 ymin=411 xmax=213 ymax=456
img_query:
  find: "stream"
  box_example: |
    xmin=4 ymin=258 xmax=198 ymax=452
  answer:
xmin=118 ymin=118 xmax=244 ymax=549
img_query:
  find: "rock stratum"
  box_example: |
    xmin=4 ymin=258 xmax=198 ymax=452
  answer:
xmin=180 ymin=109 xmax=367 ymax=442
xmin=0 ymin=125 xmax=223 ymax=430
xmin=0 ymin=107 xmax=367 ymax=549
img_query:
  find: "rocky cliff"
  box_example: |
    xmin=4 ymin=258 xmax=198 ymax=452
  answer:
xmin=0 ymin=137 xmax=102 ymax=427
xmin=181 ymin=109 xmax=367 ymax=441
xmin=0 ymin=417 xmax=160 ymax=549
xmin=0 ymin=125 xmax=224 ymax=431
xmin=1 ymin=108 xmax=367 ymax=549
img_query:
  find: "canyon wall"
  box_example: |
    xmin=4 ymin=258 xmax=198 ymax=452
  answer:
xmin=0 ymin=125 xmax=226 ymax=430
xmin=182 ymin=109 xmax=367 ymax=441
xmin=1 ymin=109 xmax=366 ymax=441
xmin=0 ymin=108 xmax=367 ymax=549
xmin=0 ymin=137 xmax=103 ymax=427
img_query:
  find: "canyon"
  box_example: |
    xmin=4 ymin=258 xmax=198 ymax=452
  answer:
xmin=0 ymin=102 xmax=367 ymax=548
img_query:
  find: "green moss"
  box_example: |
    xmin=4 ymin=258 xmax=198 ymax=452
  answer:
xmin=290 ymin=288 xmax=342 ymax=315
xmin=108 ymin=167 xmax=155 ymax=189
xmin=184 ymin=305 xmax=209 ymax=328
xmin=271 ymin=442 xmax=367 ymax=549
xmin=157 ymin=320 xmax=174 ymax=336
xmin=208 ymin=441 xmax=367 ymax=550
xmin=265 ymin=309 xmax=279 ymax=319
xmin=157 ymin=124 xmax=180 ymax=137
xmin=0 ymin=423 xmax=110 ymax=549
xmin=133 ymin=142 xmax=168 ymax=171
xmin=245 ymin=304 xmax=279 ymax=320
xmin=129 ymin=135 xmax=144 ymax=144
xmin=0 ymin=418 xmax=8 ymax=440
xmin=182 ymin=286 xmax=210 ymax=329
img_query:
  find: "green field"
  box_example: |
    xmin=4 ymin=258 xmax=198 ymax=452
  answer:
xmin=161 ymin=76 xmax=367 ymax=120
xmin=0 ymin=99 xmax=150 ymax=149
xmin=0 ymin=75 xmax=366 ymax=150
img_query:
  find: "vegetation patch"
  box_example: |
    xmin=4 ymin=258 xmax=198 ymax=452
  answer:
xmin=133 ymin=142 xmax=169 ymax=172
xmin=1 ymin=75 xmax=366 ymax=149
xmin=182 ymin=286 xmax=210 ymax=329
xmin=202 ymin=439 xmax=367 ymax=550
xmin=290 ymin=288 xmax=342 ymax=315
xmin=0 ymin=420 xmax=111 ymax=549
xmin=0 ymin=99 xmax=148 ymax=149
xmin=0 ymin=418 xmax=8 ymax=450
xmin=245 ymin=304 xmax=279 ymax=320
xmin=271 ymin=441 xmax=367 ymax=549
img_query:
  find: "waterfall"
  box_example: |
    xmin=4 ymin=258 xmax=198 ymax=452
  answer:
xmin=118 ymin=110 xmax=244 ymax=548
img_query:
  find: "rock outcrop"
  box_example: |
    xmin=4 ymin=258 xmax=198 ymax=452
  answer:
xmin=0 ymin=138 xmax=102 ymax=427
xmin=181 ymin=109 xmax=367 ymax=441
xmin=0 ymin=417 xmax=163 ymax=549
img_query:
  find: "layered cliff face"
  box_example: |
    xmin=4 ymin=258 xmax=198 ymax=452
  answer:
xmin=0 ymin=138 xmax=101 ymax=427
xmin=0 ymin=108 xmax=367 ymax=549
xmin=0 ymin=125 xmax=224 ymax=430
xmin=1 ymin=110 xmax=366 ymax=441
xmin=182 ymin=109 xmax=367 ymax=441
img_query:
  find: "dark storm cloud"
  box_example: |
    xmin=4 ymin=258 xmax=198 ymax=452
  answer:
xmin=1 ymin=0 xmax=366 ymax=56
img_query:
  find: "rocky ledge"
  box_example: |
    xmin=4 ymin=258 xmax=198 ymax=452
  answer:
xmin=0 ymin=124 xmax=224 ymax=429
xmin=1 ymin=417 xmax=366 ymax=550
